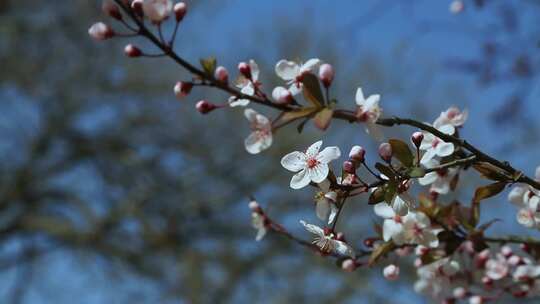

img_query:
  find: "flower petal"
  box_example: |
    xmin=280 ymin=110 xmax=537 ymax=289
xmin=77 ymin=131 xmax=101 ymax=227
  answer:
xmin=435 ymin=142 xmax=454 ymax=157
xmin=249 ymin=59 xmax=260 ymax=81
xmin=301 ymin=58 xmax=321 ymax=72
xmin=392 ymin=195 xmax=409 ymax=216
xmin=366 ymin=123 xmax=384 ymax=141
xmin=244 ymin=108 xmax=258 ymax=122
xmin=420 ymin=149 xmax=436 ymax=165
xmin=316 ymin=146 xmax=341 ymax=164
xmin=328 ymin=204 xmax=338 ymax=224
xmin=355 ymin=87 xmax=365 ymax=105
xmin=334 ymin=240 xmax=355 ymax=258
xmin=374 ymin=203 xmax=395 ymax=218
xmin=281 ymin=151 xmax=306 ymax=172
xmin=255 ymin=227 xmax=267 ymax=241
xmin=315 ymin=200 xmax=330 ymax=222
xmin=275 ymin=60 xmax=299 ymax=81
xmin=438 ymin=124 xmax=455 ymax=135
xmin=418 ymin=171 xmax=438 ymax=186
xmin=306 ymin=141 xmax=322 ymax=158
xmin=300 ymin=220 xmax=324 ymax=236
xmin=309 ymin=164 xmax=329 ymax=183
xmin=383 ymin=220 xmax=402 ymax=242
xmin=290 ymin=169 xmax=311 ymax=189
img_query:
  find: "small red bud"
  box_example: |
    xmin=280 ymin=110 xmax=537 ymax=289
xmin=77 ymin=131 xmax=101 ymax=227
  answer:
xmin=102 ymin=0 xmax=122 ymax=20
xmin=378 ymin=142 xmax=393 ymax=162
xmin=214 ymin=66 xmax=229 ymax=83
xmin=124 ymin=44 xmax=142 ymax=57
xmin=349 ymin=145 xmax=365 ymax=162
xmin=341 ymin=259 xmax=357 ymax=272
xmin=88 ymin=22 xmax=114 ymax=41
xmin=318 ymin=63 xmax=334 ymax=88
xmin=131 ymin=0 xmax=144 ymax=17
xmin=174 ymin=2 xmax=187 ymax=22
xmin=196 ymin=100 xmax=216 ymax=114
xmin=411 ymin=131 xmax=424 ymax=148
xmin=363 ymin=237 xmax=376 ymax=248
xmin=174 ymin=81 xmax=193 ymax=99
xmin=343 ymin=161 xmax=356 ymax=174
xmin=323 ymin=227 xmax=332 ymax=236
xmin=238 ymin=62 xmax=251 ymax=79
xmin=271 ymin=87 xmax=293 ymax=105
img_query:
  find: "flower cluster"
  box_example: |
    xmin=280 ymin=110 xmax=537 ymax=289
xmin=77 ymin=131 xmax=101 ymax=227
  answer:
xmin=89 ymin=2 xmax=540 ymax=302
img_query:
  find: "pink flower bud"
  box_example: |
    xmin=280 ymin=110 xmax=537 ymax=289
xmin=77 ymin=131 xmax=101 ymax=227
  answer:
xmin=196 ymin=100 xmax=216 ymax=114
xmin=271 ymin=87 xmax=293 ymax=105
xmin=238 ymin=62 xmax=251 ymax=79
xmin=174 ymin=81 xmax=193 ymax=99
xmin=88 ymin=22 xmax=114 ymax=41
xmin=248 ymin=200 xmax=260 ymax=212
xmin=214 ymin=66 xmax=229 ymax=83
xmin=318 ymin=63 xmax=334 ymax=88
xmin=415 ymin=245 xmax=429 ymax=256
xmin=102 ymin=0 xmax=122 ymax=20
xmin=383 ymin=264 xmax=399 ymax=280
xmin=411 ymin=131 xmax=424 ymax=148
xmin=449 ymin=0 xmax=464 ymax=14
xmin=174 ymin=2 xmax=187 ymax=22
xmin=378 ymin=142 xmax=392 ymax=162
xmin=335 ymin=232 xmax=346 ymax=242
xmin=453 ymin=287 xmax=467 ymax=299
xmin=475 ymin=249 xmax=490 ymax=268
xmin=481 ymin=276 xmax=492 ymax=287
xmin=501 ymin=245 xmax=512 ymax=257
xmin=349 ymin=145 xmax=365 ymax=162
xmin=414 ymin=258 xmax=423 ymax=268
xmin=343 ymin=161 xmax=355 ymax=174
xmin=341 ymin=259 xmax=357 ymax=272
xmin=469 ymin=295 xmax=483 ymax=304
xmin=142 ymin=0 xmax=173 ymax=23
xmin=124 ymin=44 xmax=142 ymax=57
xmin=131 ymin=0 xmax=144 ymax=17
xmin=363 ymin=238 xmax=375 ymax=248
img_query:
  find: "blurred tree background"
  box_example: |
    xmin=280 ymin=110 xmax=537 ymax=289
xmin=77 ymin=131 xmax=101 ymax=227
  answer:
xmin=0 ymin=1 xmax=540 ymax=303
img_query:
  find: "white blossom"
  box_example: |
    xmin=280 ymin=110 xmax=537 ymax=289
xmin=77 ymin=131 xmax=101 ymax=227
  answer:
xmin=300 ymin=220 xmax=355 ymax=257
xmin=414 ymin=258 xmax=460 ymax=298
xmin=229 ymin=60 xmax=260 ymax=107
xmin=251 ymin=212 xmax=267 ymax=241
xmin=275 ymin=58 xmax=321 ymax=95
xmin=142 ymin=0 xmax=173 ymax=23
xmin=418 ymin=159 xmax=459 ymax=194
xmin=244 ymin=109 xmax=272 ymax=154
xmin=383 ymin=264 xmax=400 ymax=280
xmin=281 ymin=141 xmax=341 ymax=189
xmin=485 ymin=253 xmax=509 ymax=280
xmin=315 ymin=180 xmax=338 ymax=224
xmin=355 ymin=87 xmax=383 ymax=140
xmin=419 ymin=124 xmax=455 ymax=165
xmin=434 ymin=106 xmax=468 ymax=129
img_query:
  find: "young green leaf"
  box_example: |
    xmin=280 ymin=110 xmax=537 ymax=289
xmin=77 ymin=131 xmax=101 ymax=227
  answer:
xmin=369 ymin=186 xmax=386 ymax=205
xmin=472 ymin=181 xmax=507 ymax=204
xmin=200 ymin=57 xmax=217 ymax=76
xmin=313 ymin=108 xmax=334 ymax=130
xmin=301 ymin=73 xmax=325 ymax=107
xmin=389 ymin=139 xmax=414 ymax=167
xmin=368 ymin=241 xmax=395 ymax=266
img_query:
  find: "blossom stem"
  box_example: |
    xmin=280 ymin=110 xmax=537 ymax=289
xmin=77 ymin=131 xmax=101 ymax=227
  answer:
xmin=424 ymin=155 xmax=477 ymax=174
xmin=331 ymin=192 xmax=350 ymax=231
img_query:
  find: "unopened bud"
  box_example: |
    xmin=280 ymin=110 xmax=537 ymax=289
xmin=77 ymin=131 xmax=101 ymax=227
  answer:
xmin=102 ymin=0 xmax=122 ymax=20
xmin=383 ymin=264 xmax=399 ymax=281
xmin=131 ymin=0 xmax=144 ymax=17
xmin=214 ymin=66 xmax=229 ymax=83
xmin=271 ymin=87 xmax=293 ymax=105
xmin=520 ymin=243 xmax=531 ymax=253
xmin=196 ymin=100 xmax=216 ymax=114
xmin=142 ymin=0 xmax=173 ymax=23
xmin=238 ymin=62 xmax=251 ymax=79
xmin=449 ymin=0 xmax=464 ymax=14
xmin=476 ymin=249 xmax=490 ymax=268
xmin=174 ymin=81 xmax=193 ymax=99
xmin=343 ymin=161 xmax=355 ymax=174
xmin=378 ymin=142 xmax=393 ymax=162
xmin=481 ymin=276 xmax=492 ymax=287
xmin=363 ymin=237 xmax=376 ymax=248
xmin=415 ymin=245 xmax=429 ymax=256
xmin=453 ymin=287 xmax=467 ymax=299
xmin=323 ymin=227 xmax=332 ymax=236
xmin=335 ymin=232 xmax=346 ymax=242
xmin=318 ymin=63 xmax=334 ymax=88
xmin=248 ymin=200 xmax=260 ymax=212
xmin=124 ymin=44 xmax=142 ymax=57
xmin=414 ymin=258 xmax=423 ymax=268
xmin=349 ymin=145 xmax=365 ymax=162
xmin=501 ymin=245 xmax=513 ymax=257
xmin=469 ymin=295 xmax=483 ymax=304
xmin=341 ymin=259 xmax=357 ymax=272
xmin=174 ymin=2 xmax=187 ymax=22
xmin=88 ymin=22 xmax=114 ymax=41
xmin=508 ymin=255 xmax=521 ymax=266
xmin=411 ymin=131 xmax=424 ymax=148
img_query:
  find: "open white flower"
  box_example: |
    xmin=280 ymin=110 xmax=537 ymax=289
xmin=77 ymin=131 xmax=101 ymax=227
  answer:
xmin=419 ymin=124 xmax=455 ymax=165
xmin=281 ymin=141 xmax=341 ymax=189
xmin=434 ymin=106 xmax=468 ymax=129
xmin=229 ymin=60 xmax=260 ymax=107
xmin=142 ymin=0 xmax=173 ymax=23
xmin=418 ymin=159 xmax=459 ymax=194
xmin=355 ymin=87 xmax=383 ymax=140
xmin=374 ymin=202 xmax=406 ymax=243
xmin=300 ymin=220 xmax=355 ymax=257
xmin=251 ymin=212 xmax=267 ymax=241
xmin=244 ymin=109 xmax=272 ymax=154
xmin=485 ymin=253 xmax=509 ymax=280
xmin=275 ymin=58 xmax=321 ymax=95
xmin=513 ymin=264 xmax=540 ymax=281
xmin=315 ymin=180 xmax=338 ymax=224
xmin=400 ymin=211 xmax=440 ymax=248
xmin=414 ymin=258 xmax=460 ymax=298
xmin=376 ymin=176 xmax=413 ymax=215
xmin=508 ymin=185 xmax=540 ymax=228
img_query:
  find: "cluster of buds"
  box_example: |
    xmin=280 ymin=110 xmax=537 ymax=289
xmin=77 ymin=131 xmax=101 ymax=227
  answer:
xmin=342 ymin=145 xmax=366 ymax=175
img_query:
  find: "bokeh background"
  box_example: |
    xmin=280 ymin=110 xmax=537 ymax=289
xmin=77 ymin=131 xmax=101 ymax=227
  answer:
xmin=1 ymin=0 xmax=540 ymax=303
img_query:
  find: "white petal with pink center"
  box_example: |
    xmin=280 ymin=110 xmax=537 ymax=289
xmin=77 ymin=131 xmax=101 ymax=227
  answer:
xmin=355 ymin=87 xmax=383 ymax=140
xmin=419 ymin=124 xmax=455 ymax=165
xmin=229 ymin=60 xmax=260 ymax=107
xmin=275 ymin=58 xmax=321 ymax=95
xmin=300 ymin=220 xmax=355 ymax=257
xmin=244 ymin=109 xmax=272 ymax=154
xmin=418 ymin=159 xmax=458 ymax=194
xmin=281 ymin=141 xmax=341 ymax=189
xmin=434 ymin=106 xmax=468 ymax=128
